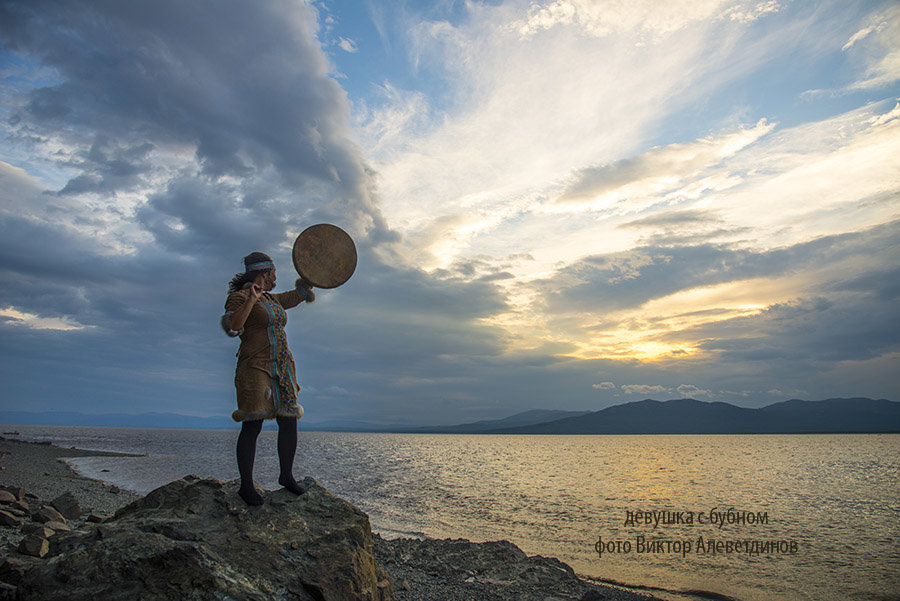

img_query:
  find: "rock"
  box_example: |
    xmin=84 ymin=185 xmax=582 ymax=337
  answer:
xmin=15 ymin=475 xmax=395 ymax=601
xmin=0 ymin=487 xmax=25 ymax=502
xmin=580 ymin=591 xmax=607 ymax=601
xmin=50 ymin=492 xmax=82 ymax=520
xmin=372 ymin=536 xmax=632 ymax=601
xmin=0 ymin=510 xmax=23 ymax=528
xmin=85 ymin=513 xmax=110 ymax=523
xmin=30 ymin=507 xmax=65 ymax=525
xmin=17 ymin=536 xmax=49 ymax=558
xmin=0 ymin=492 xmax=15 ymax=505
xmin=0 ymin=557 xmax=35 ymax=586
xmin=43 ymin=521 xmax=70 ymax=534
xmin=20 ymin=525 xmax=55 ymax=539
xmin=13 ymin=501 xmax=29 ymax=513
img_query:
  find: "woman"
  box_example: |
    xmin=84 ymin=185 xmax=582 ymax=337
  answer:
xmin=221 ymin=252 xmax=315 ymax=505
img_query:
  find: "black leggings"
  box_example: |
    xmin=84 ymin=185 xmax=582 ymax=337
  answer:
xmin=236 ymin=416 xmax=298 ymax=489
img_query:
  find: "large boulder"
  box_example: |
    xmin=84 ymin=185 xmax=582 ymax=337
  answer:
xmin=50 ymin=491 xmax=82 ymax=520
xmin=14 ymin=475 xmax=394 ymax=601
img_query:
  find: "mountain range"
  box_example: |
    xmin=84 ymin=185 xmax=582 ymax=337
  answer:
xmin=486 ymin=397 xmax=900 ymax=434
xmin=1 ymin=398 xmax=897 ymax=434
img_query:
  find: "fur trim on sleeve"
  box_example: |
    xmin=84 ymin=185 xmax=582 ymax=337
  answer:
xmin=220 ymin=311 xmax=244 ymax=337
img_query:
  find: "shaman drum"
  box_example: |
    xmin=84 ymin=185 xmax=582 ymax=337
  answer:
xmin=291 ymin=224 xmax=357 ymax=289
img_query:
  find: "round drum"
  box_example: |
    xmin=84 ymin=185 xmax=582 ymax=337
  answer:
xmin=291 ymin=224 xmax=357 ymax=289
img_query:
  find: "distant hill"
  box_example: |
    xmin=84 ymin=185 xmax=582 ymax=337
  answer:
xmin=408 ymin=409 xmax=592 ymax=433
xmin=493 ymin=398 xmax=900 ymax=434
xmin=0 ymin=411 xmax=239 ymax=430
xmin=1 ymin=398 xmax=897 ymax=433
xmin=301 ymin=409 xmax=591 ymax=432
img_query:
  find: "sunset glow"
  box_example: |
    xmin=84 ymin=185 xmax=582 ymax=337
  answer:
xmin=0 ymin=0 xmax=897 ymax=423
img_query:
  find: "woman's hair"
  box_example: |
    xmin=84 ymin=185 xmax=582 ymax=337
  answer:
xmin=228 ymin=252 xmax=274 ymax=293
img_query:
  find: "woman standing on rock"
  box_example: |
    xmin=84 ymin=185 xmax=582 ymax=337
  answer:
xmin=221 ymin=252 xmax=315 ymax=506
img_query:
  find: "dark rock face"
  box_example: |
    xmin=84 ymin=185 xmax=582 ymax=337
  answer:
xmin=14 ymin=475 xmax=394 ymax=601
xmin=374 ymin=536 xmax=650 ymax=601
xmin=15 ymin=536 xmax=48 ymax=559
xmin=28 ymin=506 xmax=64 ymax=525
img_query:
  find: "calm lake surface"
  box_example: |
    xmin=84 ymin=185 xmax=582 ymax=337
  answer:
xmin=4 ymin=426 xmax=898 ymax=601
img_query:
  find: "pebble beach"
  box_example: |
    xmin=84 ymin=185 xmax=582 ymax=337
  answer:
xmin=0 ymin=436 xmax=142 ymax=553
xmin=0 ymin=436 xmax=143 ymax=511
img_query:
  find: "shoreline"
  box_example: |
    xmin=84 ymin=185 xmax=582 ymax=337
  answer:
xmin=0 ymin=435 xmax=669 ymax=601
xmin=0 ymin=436 xmax=144 ymax=516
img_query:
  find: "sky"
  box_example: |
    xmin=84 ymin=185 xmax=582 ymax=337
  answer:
xmin=0 ymin=0 xmax=898 ymax=426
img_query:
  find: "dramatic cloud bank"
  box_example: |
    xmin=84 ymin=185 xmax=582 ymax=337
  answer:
xmin=1 ymin=0 xmax=898 ymax=425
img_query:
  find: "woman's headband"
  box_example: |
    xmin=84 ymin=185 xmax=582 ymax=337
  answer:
xmin=245 ymin=260 xmax=274 ymax=272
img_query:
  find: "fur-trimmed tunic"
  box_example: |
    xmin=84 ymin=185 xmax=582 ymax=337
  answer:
xmin=221 ymin=285 xmax=308 ymax=422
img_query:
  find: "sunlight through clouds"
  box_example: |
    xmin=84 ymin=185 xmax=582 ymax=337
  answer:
xmin=356 ymin=0 xmax=833 ymax=279
xmin=359 ymin=2 xmax=762 ymax=243
xmin=0 ymin=0 xmax=898 ymax=421
xmin=513 ymin=0 xmax=781 ymax=39
xmin=554 ymin=119 xmax=775 ymax=207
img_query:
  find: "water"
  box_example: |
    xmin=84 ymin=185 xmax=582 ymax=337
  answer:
xmin=3 ymin=425 xmax=898 ymax=601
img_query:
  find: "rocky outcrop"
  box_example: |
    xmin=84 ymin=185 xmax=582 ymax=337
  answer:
xmin=374 ymin=536 xmax=656 ymax=601
xmin=8 ymin=475 xmax=394 ymax=601
xmin=1 ymin=457 xmax=660 ymax=601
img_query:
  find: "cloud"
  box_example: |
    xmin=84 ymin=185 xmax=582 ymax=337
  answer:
xmin=676 ymin=384 xmax=712 ymax=397
xmin=514 ymin=0 xmax=781 ymax=39
xmin=354 ymin=1 xmax=898 ymax=293
xmin=524 ymin=217 xmax=900 ymax=370
xmin=0 ymin=0 xmax=403 ymax=265
xmin=0 ymin=0 xmax=897 ymax=423
xmin=55 ymin=138 xmax=156 ymax=197
xmin=621 ymin=384 xmax=669 ymax=395
xmin=617 ymin=209 xmax=753 ymax=247
xmin=338 ymin=37 xmax=359 ymax=53
xmin=556 ymin=119 xmax=774 ymax=205
xmin=1 ymin=0 xmax=387 ymax=240
xmin=619 ymin=209 xmax=722 ymax=229
xmin=842 ymin=26 xmax=876 ymax=52
xmin=359 ymin=0 xmax=801 ymax=270
xmin=0 ymin=0 xmax=512 ymax=422
xmin=841 ymin=4 xmax=900 ymax=91
xmin=612 ymin=383 xmax=710 ymax=397
xmin=691 ymin=288 xmax=900 ymax=364
xmin=538 ymin=243 xmax=769 ymax=315
xmin=136 ymin=174 xmax=292 ymax=257
xmin=722 ymin=0 xmax=780 ymax=24
xmin=0 ymin=307 xmax=92 ymax=331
